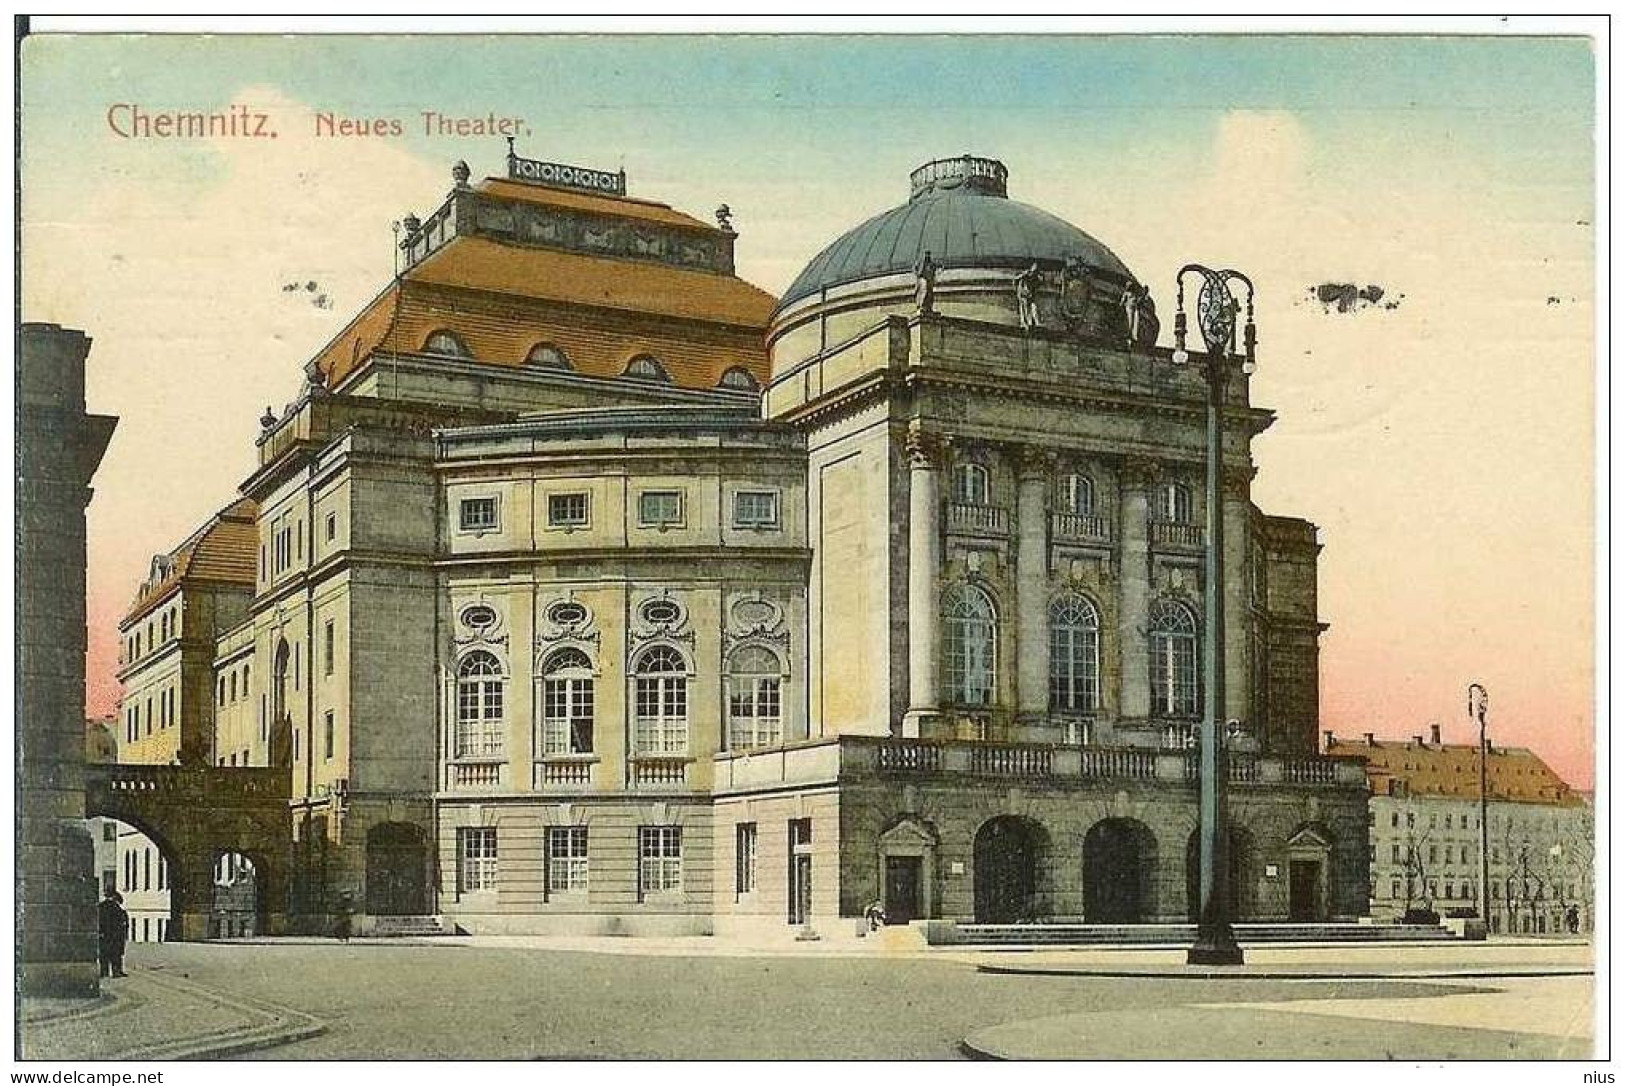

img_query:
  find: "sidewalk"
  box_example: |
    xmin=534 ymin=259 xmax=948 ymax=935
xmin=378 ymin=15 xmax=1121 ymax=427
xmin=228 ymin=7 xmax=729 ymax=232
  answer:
xmin=20 ymin=964 xmax=324 ymax=1061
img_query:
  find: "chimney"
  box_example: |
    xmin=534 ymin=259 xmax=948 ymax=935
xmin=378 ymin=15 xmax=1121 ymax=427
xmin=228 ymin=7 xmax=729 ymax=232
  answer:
xmin=1363 ymin=732 xmax=1376 ymax=745
xmin=1429 ymin=723 xmax=1441 ymax=745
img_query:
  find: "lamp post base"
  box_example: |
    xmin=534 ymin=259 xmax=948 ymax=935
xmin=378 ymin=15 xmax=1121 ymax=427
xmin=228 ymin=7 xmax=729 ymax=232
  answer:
xmin=1187 ymin=925 xmax=1245 ymax=966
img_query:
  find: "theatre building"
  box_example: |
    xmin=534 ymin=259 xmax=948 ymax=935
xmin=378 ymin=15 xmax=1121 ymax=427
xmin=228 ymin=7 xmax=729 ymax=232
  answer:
xmin=134 ymin=147 xmax=1369 ymax=937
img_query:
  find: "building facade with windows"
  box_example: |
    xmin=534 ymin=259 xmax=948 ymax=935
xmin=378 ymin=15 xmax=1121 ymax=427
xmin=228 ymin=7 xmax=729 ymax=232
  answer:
xmin=1330 ymin=728 xmax=1592 ymax=933
xmin=137 ymin=149 xmax=1368 ymax=937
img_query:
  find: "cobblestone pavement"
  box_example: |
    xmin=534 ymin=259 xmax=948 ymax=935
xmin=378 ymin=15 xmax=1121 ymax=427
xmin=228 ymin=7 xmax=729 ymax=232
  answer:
xmin=16 ymin=939 xmax=1595 ymax=1060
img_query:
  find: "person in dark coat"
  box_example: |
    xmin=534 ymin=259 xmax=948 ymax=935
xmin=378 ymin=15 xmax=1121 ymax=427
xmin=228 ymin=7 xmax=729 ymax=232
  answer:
xmin=98 ymin=889 xmax=129 ymax=977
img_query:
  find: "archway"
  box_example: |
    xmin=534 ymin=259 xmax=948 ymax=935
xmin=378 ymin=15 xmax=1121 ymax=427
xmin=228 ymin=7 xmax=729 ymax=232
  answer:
xmin=973 ymin=816 xmax=1049 ymax=923
xmin=100 ymin=816 xmax=181 ymax=943
xmin=1185 ymin=825 xmax=1257 ymax=922
xmin=1082 ymin=818 xmax=1158 ymax=923
xmin=211 ymin=851 xmax=262 ymax=938
xmin=366 ymin=822 xmax=430 ymax=916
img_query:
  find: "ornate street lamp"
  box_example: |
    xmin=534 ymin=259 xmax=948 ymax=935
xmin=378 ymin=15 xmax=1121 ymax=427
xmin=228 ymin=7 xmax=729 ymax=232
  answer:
xmin=1172 ymin=265 xmax=1255 ymax=966
xmin=1469 ymin=682 xmax=1490 ymax=926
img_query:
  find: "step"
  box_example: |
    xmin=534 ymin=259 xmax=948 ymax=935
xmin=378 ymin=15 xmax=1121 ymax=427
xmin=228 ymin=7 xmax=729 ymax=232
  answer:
xmin=368 ymin=915 xmax=451 ymax=937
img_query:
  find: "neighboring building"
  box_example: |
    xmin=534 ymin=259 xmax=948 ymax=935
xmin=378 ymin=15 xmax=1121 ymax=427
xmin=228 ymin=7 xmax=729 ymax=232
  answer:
xmin=126 ymin=149 xmax=1370 ymax=937
xmin=114 ymin=824 xmax=172 ymax=942
xmin=115 ymin=497 xmax=257 ymax=766
xmin=19 ymin=322 xmax=116 ymax=995
xmin=1329 ymin=727 xmax=1593 ymax=933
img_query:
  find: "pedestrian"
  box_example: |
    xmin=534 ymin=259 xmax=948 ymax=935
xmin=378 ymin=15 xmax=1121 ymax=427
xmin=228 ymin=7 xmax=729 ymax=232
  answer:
xmin=98 ymin=889 xmax=128 ymax=978
xmin=863 ymin=900 xmax=886 ymax=932
xmin=332 ymin=893 xmax=354 ymax=942
xmin=1566 ymin=904 xmax=1580 ymax=934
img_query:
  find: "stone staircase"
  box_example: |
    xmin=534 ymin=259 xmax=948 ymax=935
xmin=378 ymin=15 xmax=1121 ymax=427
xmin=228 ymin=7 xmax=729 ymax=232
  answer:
xmin=940 ymin=921 xmax=1459 ymax=946
xmin=367 ymin=915 xmax=458 ymax=938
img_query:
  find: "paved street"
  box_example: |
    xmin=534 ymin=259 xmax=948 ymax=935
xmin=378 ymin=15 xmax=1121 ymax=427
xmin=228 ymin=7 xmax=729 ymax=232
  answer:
xmin=25 ymin=939 xmax=1593 ymax=1060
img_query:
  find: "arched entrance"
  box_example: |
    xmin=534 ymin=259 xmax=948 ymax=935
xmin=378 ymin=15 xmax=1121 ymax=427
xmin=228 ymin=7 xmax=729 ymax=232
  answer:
xmin=366 ymin=822 xmax=430 ymax=916
xmin=1082 ymin=818 xmax=1158 ymax=923
xmin=102 ymin=816 xmax=181 ymax=943
xmin=973 ymin=816 xmax=1049 ymax=923
xmin=1185 ymin=825 xmax=1256 ymax=921
xmin=211 ymin=851 xmax=261 ymax=938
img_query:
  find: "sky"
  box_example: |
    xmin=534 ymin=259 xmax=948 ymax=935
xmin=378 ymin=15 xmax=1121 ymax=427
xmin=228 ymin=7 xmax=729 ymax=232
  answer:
xmin=19 ymin=31 xmax=1598 ymax=787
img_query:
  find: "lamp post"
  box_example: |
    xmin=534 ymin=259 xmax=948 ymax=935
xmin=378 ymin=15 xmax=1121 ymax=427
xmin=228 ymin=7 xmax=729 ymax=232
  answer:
xmin=1469 ymin=682 xmax=1490 ymax=927
xmin=1172 ymin=265 xmax=1254 ymax=966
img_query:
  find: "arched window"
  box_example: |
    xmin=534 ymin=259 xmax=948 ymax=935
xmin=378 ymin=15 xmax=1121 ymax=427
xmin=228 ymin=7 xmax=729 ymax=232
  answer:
xmin=539 ymin=648 xmax=594 ymax=756
xmin=526 ymin=343 xmax=572 ymax=370
xmin=423 ymin=330 xmax=471 ymax=358
xmin=943 ymin=584 xmax=997 ymax=707
xmin=455 ymin=650 xmax=506 ymax=759
xmin=1049 ymin=594 xmax=1100 ymax=713
xmin=633 ymin=645 xmax=688 ymax=754
xmin=624 ymin=354 xmax=671 ymax=382
xmin=1059 ymin=473 xmax=1094 ymax=517
xmin=955 ymin=462 xmax=991 ymax=506
xmin=718 ymin=366 xmax=760 ymax=392
xmin=1149 ymin=600 xmax=1199 ymax=718
xmin=1159 ymin=481 xmax=1193 ymax=525
xmin=726 ymin=646 xmax=783 ymax=750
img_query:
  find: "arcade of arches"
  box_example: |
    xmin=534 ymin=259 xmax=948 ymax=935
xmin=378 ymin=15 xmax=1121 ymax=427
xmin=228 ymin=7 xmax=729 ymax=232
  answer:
xmin=848 ymin=796 xmax=1362 ymax=925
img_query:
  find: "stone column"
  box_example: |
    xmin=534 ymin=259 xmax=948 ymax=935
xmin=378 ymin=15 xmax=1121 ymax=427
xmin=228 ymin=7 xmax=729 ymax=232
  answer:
xmin=1222 ymin=464 xmax=1254 ymax=731
xmin=19 ymin=324 xmax=116 ymax=996
xmin=902 ymin=425 xmax=944 ymax=738
xmin=1015 ymin=447 xmax=1052 ymax=722
xmin=1117 ymin=456 xmax=1156 ymax=723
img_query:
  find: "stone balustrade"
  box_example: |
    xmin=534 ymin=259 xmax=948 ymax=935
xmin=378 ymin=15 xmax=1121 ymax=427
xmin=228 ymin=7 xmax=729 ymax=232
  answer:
xmin=1149 ymin=520 xmax=1205 ymax=547
xmin=1051 ymin=511 xmax=1111 ymax=542
xmin=945 ymin=502 xmax=1010 ymax=535
xmin=711 ymin=736 xmax=1363 ymax=794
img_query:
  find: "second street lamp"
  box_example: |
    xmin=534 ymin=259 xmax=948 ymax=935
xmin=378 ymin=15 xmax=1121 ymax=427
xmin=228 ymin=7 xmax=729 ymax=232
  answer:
xmin=1173 ymin=264 xmax=1254 ymax=967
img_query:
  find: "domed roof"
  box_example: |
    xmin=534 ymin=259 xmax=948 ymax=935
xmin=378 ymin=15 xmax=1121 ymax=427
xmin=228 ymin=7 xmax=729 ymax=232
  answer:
xmin=778 ymin=156 xmax=1136 ymax=312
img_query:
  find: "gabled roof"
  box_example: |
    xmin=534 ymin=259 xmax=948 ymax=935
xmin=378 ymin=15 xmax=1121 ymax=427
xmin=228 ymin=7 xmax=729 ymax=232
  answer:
xmin=1327 ymin=734 xmax=1581 ymax=806
xmin=121 ymin=496 xmax=258 ymax=628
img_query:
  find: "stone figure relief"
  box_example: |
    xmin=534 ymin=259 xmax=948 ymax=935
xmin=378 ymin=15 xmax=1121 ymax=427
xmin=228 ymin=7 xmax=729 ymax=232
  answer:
xmin=914 ymin=250 xmax=938 ymax=314
xmin=1015 ymin=262 xmax=1043 ymax=331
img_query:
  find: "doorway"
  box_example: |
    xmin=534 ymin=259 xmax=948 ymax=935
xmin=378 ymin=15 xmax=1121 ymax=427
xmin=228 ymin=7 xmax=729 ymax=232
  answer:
xmin=366 ymin=822 xmax=429 ymax=916
xmin=787 ymin=819 xmax=813 ymax=925
xmin=974 ymin=816 xmax=1048 ymax=923
xmin=884 ymin=856 xmax=922 ymax=924
xmin=1289 ymin=859 xmax=1321 ymax=921
xmin=1081 ymin=818 xmax=1156 ymax=923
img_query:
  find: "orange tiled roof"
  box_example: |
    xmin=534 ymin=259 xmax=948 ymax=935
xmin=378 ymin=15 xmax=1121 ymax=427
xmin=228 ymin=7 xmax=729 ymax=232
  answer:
xmin=410 ymin=236 xmax=775 ymax=328
xmin=474 ymin=177 xmax=715 ymax=232
xmin=313 ymin=239 xmax=775 ymax=389
xmin=1326 ymin=735 xmax=1581 ymax=806
xmin=122 ymin=496 xmax=258 ymax=627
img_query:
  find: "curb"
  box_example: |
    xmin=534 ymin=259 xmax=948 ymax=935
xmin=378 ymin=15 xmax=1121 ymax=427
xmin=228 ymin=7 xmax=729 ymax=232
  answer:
xmin=113 ymin=969 xmax=326 ymax=1060
xmin=974 ymin=963 xmax=1594 ymax=981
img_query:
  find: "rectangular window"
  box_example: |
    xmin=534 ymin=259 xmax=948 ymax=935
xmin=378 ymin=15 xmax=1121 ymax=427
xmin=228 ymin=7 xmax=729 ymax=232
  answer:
xmin=323 ymin=619 xmax=335 ymax=677
xmin=458 ymin=826 xmax=499 ymax=893
xmin=546 ymin=492 xmax=590 ymax=528
xmin=325 ymin=511 xmax=337 ymax=542
xmin=728 ymin=675 xmax=782 ymax=750
xmin=732 ymin=490 xmax=780 ymax=529
xmin=459 ymin=496 xmax=499 ymax=533
xmin=1390 ymin=878 xmax=1402 ymax=899
xmin=736 ymin=823 xmax=758 ymax=896
xmin=324 ymin=710 xmax=335 ymax=760
xmin=293 ymin=729 xmax=301 ymax=762
xmin=546 ymin=826 xmax=588 ymax=895
xmin=638 ymin=825 xmax=682 ymax=897
xmin=637 ymin=490 xmax=683 ymax=528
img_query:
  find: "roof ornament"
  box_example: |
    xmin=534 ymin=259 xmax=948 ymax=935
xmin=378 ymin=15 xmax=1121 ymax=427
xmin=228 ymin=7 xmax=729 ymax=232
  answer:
xmin=401 ymin=212 xmax=422 ymax=239
xmin=714 ymin=204 xmax=734 ymax=234
xmin=913 ymin=251 xmax=937 ymax=316
xmin=259 ymin=405 xmax=277 ymax=430
xmin=303 ymin=358 xmax=328 ymax=397
xmin=452 ymin=160 xmax=471 ymax=189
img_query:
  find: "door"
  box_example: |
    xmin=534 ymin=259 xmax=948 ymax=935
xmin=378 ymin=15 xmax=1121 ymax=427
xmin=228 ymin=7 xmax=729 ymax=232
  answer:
xmin=884 ymin=856 xmax=922 ymax=924
xmin=789 ymin=855 xmax=813 ymax=925
xmin=1288 ymin=860 xmax=1321 ymax=921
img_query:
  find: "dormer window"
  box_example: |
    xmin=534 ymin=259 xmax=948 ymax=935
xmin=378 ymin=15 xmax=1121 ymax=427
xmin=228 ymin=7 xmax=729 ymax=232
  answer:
xmin=624 ymin=354 xmax=671 ymax=382
xmin=423 ymin=330 xmax=471 ymax=358
xmin=718 ymin=367 xmax=760 ymax=392
xmin=526 ymin=343 xmax=572 ymax=370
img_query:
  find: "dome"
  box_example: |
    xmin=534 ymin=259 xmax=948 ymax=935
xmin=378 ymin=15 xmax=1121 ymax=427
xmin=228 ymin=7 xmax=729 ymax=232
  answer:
xmin=777 ymin=155 xmax=1137 ymax=313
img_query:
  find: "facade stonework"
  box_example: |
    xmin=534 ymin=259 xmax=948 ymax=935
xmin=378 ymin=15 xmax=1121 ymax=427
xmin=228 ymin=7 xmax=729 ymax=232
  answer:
xmin=103 ymin=153 xmax=1368 ymax=938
